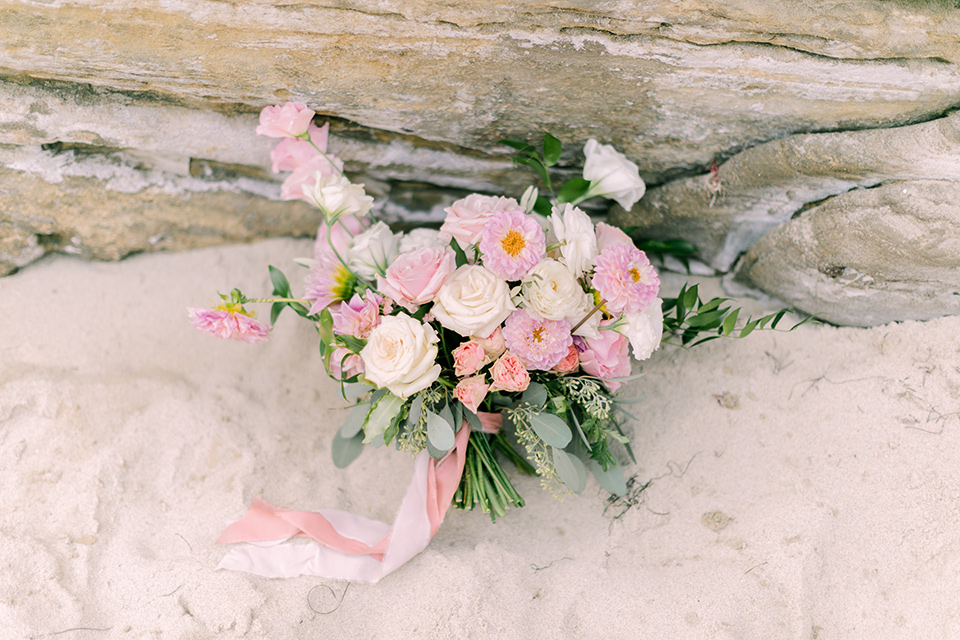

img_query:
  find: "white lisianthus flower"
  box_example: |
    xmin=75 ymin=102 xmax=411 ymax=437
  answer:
xmin=583 ymin=139 xmax=646 ymax=210
xmin=549 ymin=203 xmax=597 ymax=279
xmin=432 ymin=265 xmax=515 ymax=337
xmin=521 ymin=259 xmax=589 ymax=321
xmin=348 ymin=221 xmax=399 ymax=279
xmin=306 ymin=174 xmax=375 ymax=220
xmin=360 ymin=314 xmax=441 ymax=398
xmin=398 ymin=228 xmax=446 ymax=254
xmin=619 ymin=298 xmax=664 ymax=361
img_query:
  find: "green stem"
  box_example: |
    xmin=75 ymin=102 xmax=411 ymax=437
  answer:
xmin=306 ymin=137 xmax=347 ymax=179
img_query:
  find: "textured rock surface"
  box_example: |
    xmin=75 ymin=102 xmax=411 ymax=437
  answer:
xmin=732 ymin=180 xmax=960 ymax=326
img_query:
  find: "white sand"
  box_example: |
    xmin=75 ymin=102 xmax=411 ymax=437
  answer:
xmin=3 ymin=238 xmax=960 ymax=639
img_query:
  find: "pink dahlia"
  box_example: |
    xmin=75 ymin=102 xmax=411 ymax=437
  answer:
xmin=478 ymin=210 xmax=546 ymax=281
xmin=502 ymin=308 xmax=573 ymax=371
xmin=304 ymin=254 xmax=356 ymax=314
xmin=590 ymin=243 xmax=660 ymax=315
xmin=188 ymin=305 xmax=270 ymax=344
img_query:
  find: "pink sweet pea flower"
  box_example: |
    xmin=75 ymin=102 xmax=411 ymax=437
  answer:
xmin=376 ymin=245 xmax=456 ymax=311
xmin=591 ymin=243 xmax=660 ymax=315
xmin=501 ymin=308 xmax=573 ymax=371
xmin=280 ymin=155 xmax=346 ymax=203
xmin=440 ymin=194 xmax=525 ymax=249
xmin=256 ymin=102 xmax=316 ymax=138
xmin=478 ymin=209 xmax=546 ymax=281
xmin=551 ymin=345 xmax=580 ymax=375
xmin=578 ymin=322 xmax=632 ymax=391
xmin=188 ymin=305 xmax=270 ymax=344
xmin=452 ymin=340 xmax=487 ymax=377
xmin=455 ymin=375 xmax=489 ymax=414
xmin=270 ymin=123 xmax=331 ymax=173
xmin=488 ymin=352 xmax=530 ymax=393
xmin=330 ymin=291 xmax=382 ymax=339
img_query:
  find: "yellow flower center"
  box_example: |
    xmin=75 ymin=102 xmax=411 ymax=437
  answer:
xmin=629 ymin=267 xmax=642 ymax=283
xmin=501 ymin=230 xmax=526 ymax=257
xmin=532 ymin=327 xmax=544 ymax=343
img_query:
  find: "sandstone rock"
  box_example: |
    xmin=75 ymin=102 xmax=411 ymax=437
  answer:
xmin=611 ymin=112 xmax=960 ymax=271
xmin=732 ymin=180 xmax=960 ymax=327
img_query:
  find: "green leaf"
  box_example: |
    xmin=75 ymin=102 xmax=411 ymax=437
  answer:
xmin=331 ymin=430 xmax=365 ymax=468
xmin=269 ymin=265 xmax=292 ymax=297
xmin=449 ymin=237 xmax=469 ymax=268
xmin=462 ymin=407 xmax=482 ymax=431
xmin=552 ymin=447 xmax=587 ymax=494
xmin=407 ymin=393 xmax=424 ymax=427
xmin=362 ymin=392 xmax=405 ymax=444
xmin=522 ymin=382 xmax=547 ymax=410
xmin=426 ymin=409 xmax=456 ymax=452
xmin=318 ymin=308 xmax=335 ymax=346
xmin=338 ymin=334 xmax=368 ymax=353
xmin=270 ymin=301 xmax=285 ymax=325
xmin=339 ymin=403 xmax=370 ymax=438
xmin=557 ymin=177 xmax=591 ymax=204
xmin=529 ymin=412 xmax=572 ymax=448
xmin=739 ymin=319 xmax=759 ymax=339
xmin=532 ymin=196 xmax=553 ymax=216
xmin=682 ymin=285 xmax=699 ymax=311
xmin=722 ymin=307 xmax=740 ymax=336
xmin=514 ymin=156 xmax=551 ymax=189
xmin=543 ymin=133 xmax=562 ymax=167
xmin=685 ymin=308 xmax=727 ymax=328
xmin=697 ymin=298 xmax=724 ymax=314
xmin=500 ymin=138 xmax=538 ymax=157
xmin=589 ymin=460 xmax=626 ymax=496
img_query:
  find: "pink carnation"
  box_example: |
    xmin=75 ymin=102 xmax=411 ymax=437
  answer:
xmin=455 ymin=375 xmax=489 ymax=414
xmin=441 ymin=194 xmax=525 ymax=248
xmin=488 ymin=352 xmax=531 ymax=393
xmin=591 ymin=243 xmax=660 ymax=315
xmin=377 ymin=246 xmax=456 ymax=311
xmin=452 ymin=340 xmax=487 ymax=377
xmin=578 ymin=322 xmax=631 ymax=391
xmin=330 ymin=290 xmax=382 ymax=339
xmin=188 ymin=306 xmax=270 ymax=344
xmin=270 ymin=123 xmax=330 ymax=173
xmin=256 ymin=102 xmax=316 ymax=138
xmin=551 ymin=345 xmax=580 ymax=375
xmin=502 ymin=308 xmax=573 ymax=371
xmin=478 ymin=209 xmax=546 ymax=281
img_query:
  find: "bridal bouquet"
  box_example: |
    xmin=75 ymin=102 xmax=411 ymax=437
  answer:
xmin=191 ymin=102 xmax=795 ymax=582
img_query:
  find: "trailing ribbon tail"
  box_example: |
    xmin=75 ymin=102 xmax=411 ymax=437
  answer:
xmin=216 ymin=424 xmax=470 ymax=583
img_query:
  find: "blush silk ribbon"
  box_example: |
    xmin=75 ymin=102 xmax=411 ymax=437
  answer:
xmin=217 ymin=413 xmax=501 ymax=583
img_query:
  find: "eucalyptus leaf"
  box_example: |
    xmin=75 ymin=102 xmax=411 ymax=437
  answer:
xmin=339 ymin=403 xmax=370 ymax=438
xmin=552 ymin=447 xmax=587 ymax=494
xmin=463 ymin=408 xmax=482 ymax=431
xmin=342 ymin=383 xmax=370 ymax=401
xmin=362 ymin=392 xmax=405 ymax=444
xmin=529 ymin=412 xmax=572 ymax=448
xmin=522 ymin=382 xmax=547 ymax=410
xmin=426 ymin=410 xmax=456 ymax=451
xmin=426 ymin=438 xmax=448 ymax=459
xmin=407 ymin=393 xmax=424 ymax=427
xmin=589 ymin=460 xmax=627 ymax=496
xmin=440 ymin=402 xmax=457 ymax=432
xmin=331 ymin=430 xmax=365 ymax=469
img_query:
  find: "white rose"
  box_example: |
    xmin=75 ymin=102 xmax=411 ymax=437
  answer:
xmin=619 ymin=298 xmax=664 ymax=361
xmin=549 ymin=203 xmax=597 ymax=279
xmin=348 ymin=221 xmax=399 ymax=279
xmin=522 ymin=259 xmax=589 ymax=321
xmin=307 ymin=174 xmax=375 ymax=220
xmin=398 ymin=228 xmax=446 ymax=254
xmin=360 ymin=314 xmax=441 ymax=398
xmin=583 ymin=139 xmax=646 ymax=210
xmin=431 ymin=265 xmax=515 ymax=337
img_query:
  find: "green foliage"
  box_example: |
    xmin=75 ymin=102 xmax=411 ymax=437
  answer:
xmin=500 ymin=133 xmax=563 ymax=195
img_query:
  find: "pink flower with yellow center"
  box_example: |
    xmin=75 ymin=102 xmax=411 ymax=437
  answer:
xmin=188 ymin=304 xmax=270 ymax=344
xmin=502 ymin=308 xmax=573 ymax=371
xmin=590 ymin=243 xmax=660 ymax=315
xmin=478 ymin=209 xmax=546 ymax=281
xmin=303 ymin=254 xmax=356 ymax=314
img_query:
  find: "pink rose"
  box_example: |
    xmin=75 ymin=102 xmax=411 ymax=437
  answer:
xmin=440 ymin=194 xmax=524 ymax=248
xmin=314 ymin=215 xmax=367 ymax=261
xmin=594 ymin=221 xmax=633 ymax=253
xmin=330 ymin=291 xmax=382 ymax=339
xmin=455 ymin=375 xmax=489 ymax=414
xmin=452 ymin=340 xmax=487 ymax=377
xmin=280 ymin=154 xmax=345 ymax=203
xmin=376 ymin=246 xmax=456 ymax=311
xmin=551 ymin=345 xmax=580 ymax=375
xmin=578 ymin=321 xmax=631 ymax=391
xmin=474 ymin=326 xmax=506 ymax=359
xmin=256 ymin=102 xmax=316 ymax=138
xmin=270 ymin=123 xmax=331 ymax=173
xmin=488 ymin=352 xmax=530 ymax=393
xmin=329 ymin=346 xmax=364 ymax=380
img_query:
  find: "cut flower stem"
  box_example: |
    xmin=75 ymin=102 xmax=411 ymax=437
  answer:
xmin=454 ymin=431 xmax=526 ymax=521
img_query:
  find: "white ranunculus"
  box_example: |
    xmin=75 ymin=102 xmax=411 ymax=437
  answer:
xmin=549 ymin=203 xmax=597 ymax=279
xmin=307 ymin=174 xmax=375 ymax=220
xmin=521 ymin=259 xmax=589 ymax=321
xmin=582 ymin=139 xmax=646 ymax=211
xmin=398 ymin=228 xmax=445 ymax=254
xmin=431 ymin=265 xmax=515 ymax=337
xmin=620 ymin=298 xmax=664 ymax=361
xmin=348 ymin=221 xmax=399 ymax=279
xmin=360 ymin=314 xmax=441 ymax=398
